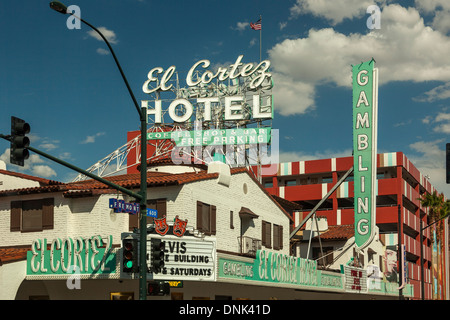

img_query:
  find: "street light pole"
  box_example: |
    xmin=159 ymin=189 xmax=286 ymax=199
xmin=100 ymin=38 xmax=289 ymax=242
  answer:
xmin=419 ymin=214 xmax=448 ymax=300
xmin=49 ymin=1 xmax=148 ymax=300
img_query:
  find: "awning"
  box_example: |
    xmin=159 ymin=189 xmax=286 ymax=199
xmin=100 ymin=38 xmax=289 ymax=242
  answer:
xmin=239 ymin=207 xmax=259 ymax=219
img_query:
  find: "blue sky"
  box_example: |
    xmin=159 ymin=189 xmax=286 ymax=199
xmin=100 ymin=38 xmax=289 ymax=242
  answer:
xmin=1 ymin=0 xmax=450 ymax=197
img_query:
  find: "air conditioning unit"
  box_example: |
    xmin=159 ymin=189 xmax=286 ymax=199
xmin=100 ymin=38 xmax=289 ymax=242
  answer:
xmin=242 ymin=237 xmax=253 ymax=254
xmin=254 ymin=241 xmax=262 ymax=252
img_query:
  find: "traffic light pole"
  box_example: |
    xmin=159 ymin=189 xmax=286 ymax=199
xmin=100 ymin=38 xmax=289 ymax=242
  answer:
xmin=0 ymin=134 xmax=142 ymax=201
xmin=48 ymin=1 xmax=149 ymax=300
xmin=138 ymin=107 xmax=148 ymax=300
xmin=1 ymin=126 xmax=148 ymax=299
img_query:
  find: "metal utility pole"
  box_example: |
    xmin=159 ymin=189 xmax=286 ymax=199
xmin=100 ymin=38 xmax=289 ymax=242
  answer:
xmin=49 ymin=1 xmax=148 ymax=300
xmin=290 ymin=166 xmax=354 ymax=239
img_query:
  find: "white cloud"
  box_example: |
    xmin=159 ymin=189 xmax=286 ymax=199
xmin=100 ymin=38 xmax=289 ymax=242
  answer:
xmin=269 ymin=4 xmax=450 ymax=115
xmin=415 ymin=0 xmax=450 ymax=13
xmin=0 ymin=148 xmax=57 ymax=178
xmin=420 ymin=111 xmax=450 ymax=133
xmin=59 ymin=152 xmax=72 ymax=160
xmin=233 ymin=22 xmax=249 ymax=31
xmin=87 ymin=27 xmax=118 ymax=44
xmin=433 ymin=112 xmax=450 ymax=133
xmin=408 ymin=139 xmax=450 ymax=197
xmin=81 ymin=132 xmax=106 ymax=144
xmin=96 ymin=48 xmax=110 ymax=55
xmin=431 ymin=10 xmax=450 ymax=34
xmin=38 ymin=139 xmax=60 ymax=151
xmin=271 ymin=72 xmax=316 ymax=116
xmin=32 ymin=165 xmax=57 ymax=178
xmin=415 ymin=1 xmax=450 ymax=34
xmin=289 ymin=0 xmax=382 ymax=25
xmin=414 ymin=82 xmax=450 ymax=102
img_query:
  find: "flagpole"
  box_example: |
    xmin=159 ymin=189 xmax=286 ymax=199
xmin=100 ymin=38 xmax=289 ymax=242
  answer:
xmin=259 ymin=15 xmax=262 ymax=62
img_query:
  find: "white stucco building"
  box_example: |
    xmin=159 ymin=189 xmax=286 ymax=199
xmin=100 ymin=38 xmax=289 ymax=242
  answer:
xmin=0 ymin=160 xmax=412 ymax=300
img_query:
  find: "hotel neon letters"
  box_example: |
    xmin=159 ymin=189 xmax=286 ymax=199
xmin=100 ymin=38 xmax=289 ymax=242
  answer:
xmin=142 ymin=55 xmax=273 ymax=125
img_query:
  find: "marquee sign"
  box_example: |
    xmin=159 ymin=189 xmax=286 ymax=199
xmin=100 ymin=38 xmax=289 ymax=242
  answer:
xmin=26 ymin=235 xmax=117 ymax=279
xmin=344 ymin=265 xmax=368 ymax=293
xmin=218 ymin=250 xmax=343 ymax=291
xmin=147 ymin=127 xmax=271 ymax=147
xmin=141 ymin=55 xmax=273 ymax=147
xmin=352 ymin=59 xmax=378 ymax=250
xmin=147 ymin=234 xmax=216 ymax=282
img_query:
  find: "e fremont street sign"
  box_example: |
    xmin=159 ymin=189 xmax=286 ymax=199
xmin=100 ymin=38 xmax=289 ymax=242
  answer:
xmin=352 ymin=59 xmax=378 ymax=250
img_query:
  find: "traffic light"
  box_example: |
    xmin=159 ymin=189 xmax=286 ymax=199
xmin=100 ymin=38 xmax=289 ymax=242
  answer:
xmin=122 ymin=238 xmax=139 ymax=273
xmin=10 ymin=116 xmax=30 ymax=166
xmin=150 ymin=238 xmax=165 ymax=273
xmin=446 ymin=143 xmax=450 ymax=184
xmin=147 ymin=281 xmax=170 ymax=296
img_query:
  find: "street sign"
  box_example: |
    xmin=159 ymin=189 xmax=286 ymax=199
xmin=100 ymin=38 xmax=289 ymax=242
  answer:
xmin=110 ymin=198 xmax=157 ymax=217
xmin=146 ymin=208 xmax=158 ymax=218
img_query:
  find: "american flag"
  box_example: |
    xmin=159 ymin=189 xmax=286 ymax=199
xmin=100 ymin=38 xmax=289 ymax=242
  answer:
xmin=250 ymin=19 xmax=261 ymax=30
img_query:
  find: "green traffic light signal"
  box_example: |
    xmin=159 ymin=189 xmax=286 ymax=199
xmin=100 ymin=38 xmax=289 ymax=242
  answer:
xmin=122 ymin=238 xmax=138 ymax=273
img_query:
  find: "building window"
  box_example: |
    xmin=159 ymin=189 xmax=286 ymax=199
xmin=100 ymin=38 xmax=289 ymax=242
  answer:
xmin=230 ymin=211 xmax=234 ymax=229
xmin=196 ymin=201 xmax=216 ymax=235
xmin=10 ymin=198 xmax=54 ymax=232
xmin=273 ymin=224 xmax=283 ymax=250
xmin=322 ymin=176 xmax=333 ymax=183
xmin=264 ymin=181 xmax=273 ymax=188
xmin=313 ymin=247 xmax=334 ymax=266
xmin=284 ymin=180 xmax=296 ymax=186
xmin=129 ymin=199 xmax=167 ymax=231
xmin=262 ymin=220 xmax=271 ymax=248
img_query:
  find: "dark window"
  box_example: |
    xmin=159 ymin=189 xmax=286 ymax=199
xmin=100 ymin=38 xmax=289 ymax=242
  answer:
xmin=322 ymin=176 xmax=333 ymax=183
xmin=264 ymin=181 xmax=273 ymax=188
xmin=130 ymin=199 xmax=167 ymax=231
xmin=10 ymin=198 xmax=54 ymax=232
xmin=285 ymin=180 xmax=296 ymax=187
xmin=230 ymin=211 xmax=234 ymax=229
xmin=273 ymin=224 xmax=283 ymax=250
xmin=262 ymin=220 xmax=271 ymax=248
xmin=313 ymin=247 xmax=334 ymax=266
xmin=196 ymin=201 xmax=216 ymax=235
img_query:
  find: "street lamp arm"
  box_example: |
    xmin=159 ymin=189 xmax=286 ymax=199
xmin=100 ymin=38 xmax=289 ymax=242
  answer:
xmin=421 ymin=214 xmax=448 ymax=231
xmin=49 ymin=1 xmax=148 ymax=300
xmin=50 ymin=1 xmax=142 ymax=119
xmin=78 ymin=18 xmax=143 ymax=119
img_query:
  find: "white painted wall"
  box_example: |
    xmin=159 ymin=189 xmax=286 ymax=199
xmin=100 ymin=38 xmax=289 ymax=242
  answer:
xmin=0 ymin=172 xmax=40 ymax=191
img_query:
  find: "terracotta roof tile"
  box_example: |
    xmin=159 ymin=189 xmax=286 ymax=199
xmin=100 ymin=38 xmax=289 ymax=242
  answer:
xmin=314 ymin=225 xmax=354 ymax=241
xmin=0 ymin=169 xmax=63 ymax=186
xmin=0 ymin=167 xmax=248 ymax=197
xmin=0 ymin=246 xmax=30 ymax=265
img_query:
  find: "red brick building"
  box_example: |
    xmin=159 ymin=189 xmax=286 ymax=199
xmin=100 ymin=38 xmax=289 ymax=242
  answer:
xmin=257 ymin=152 xmax=448 ymax=300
